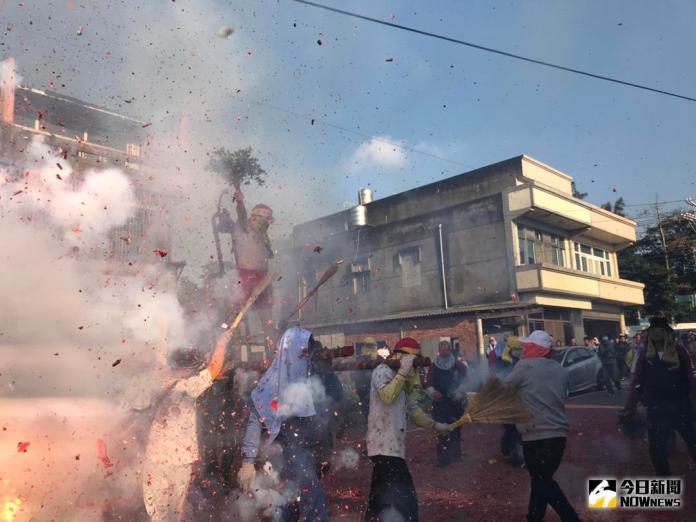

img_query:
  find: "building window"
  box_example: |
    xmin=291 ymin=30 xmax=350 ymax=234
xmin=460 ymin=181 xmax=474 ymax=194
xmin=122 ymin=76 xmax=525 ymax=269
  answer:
xmin=573 ymin=242 xmax=612 ymax=277
xmin=350 ymin=257 xmax=371 ymax=294
xmin=127 ymin=143 xmax=141 ymax=157
xmin=397 ymin=246 xmax=421 ymax=288
xmin=517 ymin=226 xmax=566 ymax=267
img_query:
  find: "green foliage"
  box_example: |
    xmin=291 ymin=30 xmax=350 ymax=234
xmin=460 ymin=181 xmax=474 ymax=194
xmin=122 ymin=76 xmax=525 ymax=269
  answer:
xmin=571 ymin=181 xmax=587 ymax=200
xmin=619 ymin=210 xmax=696 ymax=321
xmin=601 ymin=197 xmax=626 ymax=217
xmin=208 ymin=147 xmax=267 ymax=188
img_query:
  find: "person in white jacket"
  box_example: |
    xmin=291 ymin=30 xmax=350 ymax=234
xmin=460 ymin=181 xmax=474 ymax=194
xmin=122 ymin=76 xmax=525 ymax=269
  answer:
xmin=142 ymin=326 xmax=231 ymax=522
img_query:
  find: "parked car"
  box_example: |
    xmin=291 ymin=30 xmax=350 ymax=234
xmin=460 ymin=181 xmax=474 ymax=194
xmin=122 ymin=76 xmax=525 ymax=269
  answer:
xmin=551 ymin=346 xmax=603 ymax=394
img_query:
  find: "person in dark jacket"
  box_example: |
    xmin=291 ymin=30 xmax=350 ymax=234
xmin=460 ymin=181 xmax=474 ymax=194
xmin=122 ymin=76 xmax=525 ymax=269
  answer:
xmin=615 ymin=334 xmax=631 ymax=379
xmin=310 ymin=339 xmax=344 ymax=477
xmin=598 ymin=336 xmax=618 ymax=394
xmin=623 ymin=317 xmax=696 ymax=476
xmin=425 ymin=340 xmax=468 ymax=467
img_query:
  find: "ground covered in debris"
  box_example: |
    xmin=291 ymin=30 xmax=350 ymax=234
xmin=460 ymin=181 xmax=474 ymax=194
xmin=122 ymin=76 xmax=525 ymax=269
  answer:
xmin=326 ymin=402 xmax=696 ymax=521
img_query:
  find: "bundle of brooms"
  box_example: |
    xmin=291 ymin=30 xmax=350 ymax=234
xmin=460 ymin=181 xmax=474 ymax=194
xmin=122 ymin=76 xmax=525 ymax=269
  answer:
xmin=447 ymin=377 xmax=532 ymax=430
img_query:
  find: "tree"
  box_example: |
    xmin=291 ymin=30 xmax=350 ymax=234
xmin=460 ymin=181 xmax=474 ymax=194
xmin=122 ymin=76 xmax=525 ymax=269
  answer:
xmin=208 ymin=147 xmax=267 ymax=188
xmin=618 ymin=210 xmax=696 ymax=321
xmin=601 ymin=197 xmax=626 ymax=217
xmin=571 ymin=181 xmax=587 ymax=200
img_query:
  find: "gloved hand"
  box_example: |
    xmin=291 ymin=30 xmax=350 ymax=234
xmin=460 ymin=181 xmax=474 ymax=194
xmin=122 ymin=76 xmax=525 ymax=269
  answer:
xmin=397 ymin=353 xmax=416 ymax=376
xmin=433 ymin=422 xmax=450 ymax=433
xmin=237 ymin=461 xmax=256 ymax=493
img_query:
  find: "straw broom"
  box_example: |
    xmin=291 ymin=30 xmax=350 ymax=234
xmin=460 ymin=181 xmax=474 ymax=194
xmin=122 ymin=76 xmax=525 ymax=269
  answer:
xmin=286 ymin=260 xmax=343 ymax=320
xmin=448 ymin=377 xmax=532 ymax=430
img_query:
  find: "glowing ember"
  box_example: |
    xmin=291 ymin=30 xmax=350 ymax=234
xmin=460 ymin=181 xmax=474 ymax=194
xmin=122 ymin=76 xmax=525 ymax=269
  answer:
xmin=0 ymin=497 xmax=22 ymax=522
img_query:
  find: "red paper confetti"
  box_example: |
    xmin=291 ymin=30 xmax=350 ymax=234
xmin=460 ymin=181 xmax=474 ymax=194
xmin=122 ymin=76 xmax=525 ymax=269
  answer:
xmin=141 ymin=122 xmax=151 ymax=128
xmin=317 ymin=39 xmax=323 ymax=45
xmin=313 ymin=246 xmax=323 ymax=253
xmin=17 ymin=441 xmax=30 ymax=453
xmin=111 ymin=358 xmax=122 ymax=367
xmin=96 ymin=438 xmax=113 ymax=468
xmin=269 ymin=399 xmax=278 ymax=411
xmin=56 ymin=173 xmax=63 ymax=180
xmin=153 ymin=248 xmax=168 ymax=258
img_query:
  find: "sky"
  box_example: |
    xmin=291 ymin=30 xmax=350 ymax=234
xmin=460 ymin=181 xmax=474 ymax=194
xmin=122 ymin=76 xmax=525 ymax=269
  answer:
xmin=2 ymin=0 xmax=695 ymax=234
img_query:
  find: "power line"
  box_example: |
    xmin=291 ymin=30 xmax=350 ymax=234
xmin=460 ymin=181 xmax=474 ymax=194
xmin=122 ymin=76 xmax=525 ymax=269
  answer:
xmin=293 ymin=0 xmax=696 ymax=103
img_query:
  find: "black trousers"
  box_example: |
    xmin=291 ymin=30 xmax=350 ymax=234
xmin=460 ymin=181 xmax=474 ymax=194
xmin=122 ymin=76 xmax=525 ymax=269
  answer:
xmin=601 ymin=362 xmax=618 ymax=393
xmin=647 ymin=403 xmax=696 ymax=476
xmin=365 ymin=456 xmax=418 ymax=522
xmin=436 ymin=427 xmax=462 ymax=466
xmin=522 ymin=438 xmax=579 ymax=522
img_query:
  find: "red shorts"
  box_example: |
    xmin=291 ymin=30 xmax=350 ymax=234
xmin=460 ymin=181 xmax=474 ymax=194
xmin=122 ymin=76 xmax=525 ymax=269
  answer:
xmin=236 ymin=268 xmax=273 ymax=309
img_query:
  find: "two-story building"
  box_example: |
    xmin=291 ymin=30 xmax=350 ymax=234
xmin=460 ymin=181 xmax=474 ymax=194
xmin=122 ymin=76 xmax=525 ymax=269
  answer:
xmin=285 ymin=155 xmax=644 ymax=359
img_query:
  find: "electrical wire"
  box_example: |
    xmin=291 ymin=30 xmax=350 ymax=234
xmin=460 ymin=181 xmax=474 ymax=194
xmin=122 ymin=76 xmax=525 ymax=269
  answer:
xmin=293 ymin=0 xmax=696 ymax=103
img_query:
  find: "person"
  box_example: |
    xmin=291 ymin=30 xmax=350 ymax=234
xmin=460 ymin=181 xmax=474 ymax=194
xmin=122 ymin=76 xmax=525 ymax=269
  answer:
xmin=310 ymin=340 xmax=344 ymax=477
xmin=582 ymin=336 xmax=592 ymax=348
xmin=499 ymin=336 xmax=524 ymax=466
xmin=487 ymin=342 xmax=498 ymax=369
xmin=353 ymin=337 xmax=381 ymax=418
xmin=614 ymin=333 xmax=631 ymax=378
xmin=592 ymin=337 xmax=600 ymax=348
xmin=622 ymin=317 xmax=696 ymax=476
xmin=505 ymin=331 xmax=580 ymax=522
xmin=238 ymin=327 xmax=328 ymax=521
xmin=365 ymin=337 xmax=449 ymax=521
xmin=555 ymin=340 xmax=563 ymax=348
xmin=487 ymin=336 xmax=498 ymax=356
xmin=597 ymin=336 xmax=618 ymax=395
xmin=569 ymin=337 xmax=577 ymax=347
xmin=226 ymin=186 xmax=275 ymax=335
xmin=627 ymin=333 xmax=644 ymax=373
xmin=687 ymin=330 xmax=696 ymax=360
xmin=425 ymin=341 xmax=468 ymax=467
xmin=142 ymin=324 xmax=231 ymax=522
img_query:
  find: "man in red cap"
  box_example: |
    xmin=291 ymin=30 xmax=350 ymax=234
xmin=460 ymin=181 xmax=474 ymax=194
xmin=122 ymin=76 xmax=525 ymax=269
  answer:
xmin=229 ymin=187 xmax=274 ymax=333
xmin=365 ymin=337 xmax=449 ymax=521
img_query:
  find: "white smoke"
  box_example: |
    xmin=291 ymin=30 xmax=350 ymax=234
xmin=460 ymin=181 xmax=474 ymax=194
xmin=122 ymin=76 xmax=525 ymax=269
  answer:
xmin=332 ymin=448 xmax=360 ymax=472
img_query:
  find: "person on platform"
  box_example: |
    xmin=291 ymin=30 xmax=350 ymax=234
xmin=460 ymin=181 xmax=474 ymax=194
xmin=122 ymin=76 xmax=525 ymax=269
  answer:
xmin=142 ymin=325 xmax=230 ymax=522
xmin=365 ymin=337 xmax=449 ymax=522
xmin=353 ymin=337 xmax=382 ymax=418
xmin=505 ymin=330 xmax=580 ymax=522
xmin=598 ymin=336 xmax=619 ymax=395
xmin=228 ymin=186 xmax=275 ymax=335
xmin=622 ymin=317 xmax=696 ymax=476
xmin=425 ymin=340 xmax=468 ymax=467
xmin=238 ymin=327 xmax=327 ymax=521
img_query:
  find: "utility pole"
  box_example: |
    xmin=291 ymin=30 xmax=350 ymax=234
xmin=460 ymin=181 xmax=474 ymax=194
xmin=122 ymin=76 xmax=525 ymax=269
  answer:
xmin=655 ymin=195 xmax=671 ymax=280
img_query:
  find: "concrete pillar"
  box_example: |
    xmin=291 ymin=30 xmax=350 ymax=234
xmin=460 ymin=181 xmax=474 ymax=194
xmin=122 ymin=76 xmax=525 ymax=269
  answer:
xmin=1 ymin=57 xmax=17 ymax=125
xmin=475 ymin=317 xmax=484 ymax=360
xmin=619 ymin=313 xmax=626 ymax=335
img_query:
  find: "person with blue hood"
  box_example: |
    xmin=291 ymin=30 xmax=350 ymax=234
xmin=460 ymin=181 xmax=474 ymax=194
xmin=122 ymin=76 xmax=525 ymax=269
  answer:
xmin=238 ymin=326 xmax=328 ymax=521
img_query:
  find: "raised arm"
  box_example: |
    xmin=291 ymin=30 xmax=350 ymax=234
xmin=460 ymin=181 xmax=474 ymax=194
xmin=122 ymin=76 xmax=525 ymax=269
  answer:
xmin=234 ymin=186 xmax=248 ymax=226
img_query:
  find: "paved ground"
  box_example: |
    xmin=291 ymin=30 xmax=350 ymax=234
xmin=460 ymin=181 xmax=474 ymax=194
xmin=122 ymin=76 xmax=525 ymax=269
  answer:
xmin=324 ymin=387 xmax=696 ymax=521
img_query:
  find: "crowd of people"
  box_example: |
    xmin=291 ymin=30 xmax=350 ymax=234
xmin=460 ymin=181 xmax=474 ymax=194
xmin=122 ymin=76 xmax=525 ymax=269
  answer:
xmin=125 ymin=195 xmax=696 ymax=522
xmin=124 ymin=317 xmax=696 ymax=522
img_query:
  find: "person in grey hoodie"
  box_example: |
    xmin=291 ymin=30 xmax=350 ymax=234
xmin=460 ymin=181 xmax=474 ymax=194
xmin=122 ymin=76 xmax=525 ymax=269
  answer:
xmin=506 ymin=330 xmax=579 ymax=522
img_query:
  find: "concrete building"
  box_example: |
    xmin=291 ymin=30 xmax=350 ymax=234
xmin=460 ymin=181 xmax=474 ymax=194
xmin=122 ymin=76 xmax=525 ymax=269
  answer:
xmin=1 ymin=57 xmax=176 ymax=270
xmin=286 ymin=155 xmax=644 ymax=359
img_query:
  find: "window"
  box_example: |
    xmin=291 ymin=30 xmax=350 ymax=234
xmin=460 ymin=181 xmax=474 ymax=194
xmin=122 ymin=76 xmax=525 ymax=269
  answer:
xmin=127 ymin=143 xmax=141 ymax=157
xmin=397 ymin=247 xmax=421 ymax=288
xmin=574 ymin=242 xmax=612 ymax=277
xmin=517 ymin=226 xmax=566 ymax=267
xmin=350 ymin=256 xmax=371 ymax=294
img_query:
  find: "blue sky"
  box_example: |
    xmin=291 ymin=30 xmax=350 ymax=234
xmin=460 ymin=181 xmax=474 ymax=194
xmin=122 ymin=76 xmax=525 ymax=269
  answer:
xmin=3 ymin=0 xmax=695 ymax=231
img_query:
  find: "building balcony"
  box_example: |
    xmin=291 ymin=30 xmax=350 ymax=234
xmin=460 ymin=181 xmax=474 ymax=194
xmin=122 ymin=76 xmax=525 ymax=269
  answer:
xmin=507 ymin=185 xmax=636 ymax=247
xmin=515 ymin=263 xmax=645 ymax=306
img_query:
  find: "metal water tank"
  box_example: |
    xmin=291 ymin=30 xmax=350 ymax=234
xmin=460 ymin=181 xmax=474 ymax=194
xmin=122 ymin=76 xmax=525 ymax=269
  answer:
xmin=350 ymin=204 xmax=367 ymax=227
xmin=358 ymin=188 xmax=373 ymax=205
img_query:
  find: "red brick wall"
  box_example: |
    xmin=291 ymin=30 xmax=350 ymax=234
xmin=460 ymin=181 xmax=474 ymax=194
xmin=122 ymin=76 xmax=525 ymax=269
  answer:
xmin=340 ymin=314 xmax=480 ymax=359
